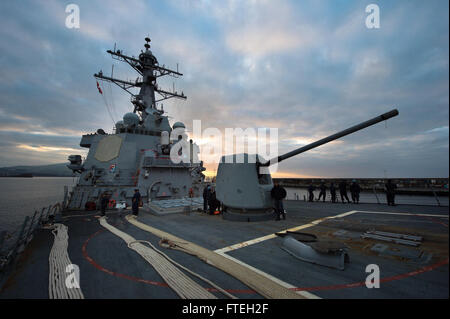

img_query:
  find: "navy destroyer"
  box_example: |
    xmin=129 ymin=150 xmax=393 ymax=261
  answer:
xmin=0 ymin=38 xmax=448 ymax=301
xmin=67 ymin=37 xmax=205 ymax=211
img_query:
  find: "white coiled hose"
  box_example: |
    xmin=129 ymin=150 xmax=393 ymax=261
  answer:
xmin=49 ymin=224 xmax=84 ymax=299
xmin=99 ymin=217 xmax=230 ymax=299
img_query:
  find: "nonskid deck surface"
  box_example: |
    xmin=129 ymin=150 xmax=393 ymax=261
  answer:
xmin=0 ymin=201 xmax=448 ymax=299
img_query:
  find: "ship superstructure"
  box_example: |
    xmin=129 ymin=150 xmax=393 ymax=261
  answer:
xmin=67 ymin=38 xmax=205 ymax=209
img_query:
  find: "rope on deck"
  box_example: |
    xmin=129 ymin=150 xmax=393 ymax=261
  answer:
xmin=49 ymin=224 xmax=84 ymax=299
xmin=125 ymin=215 xmax=305 ymax=299
xmin=130 ymin=239 xmax=236 ymax=299
xmin=99 ymin=217 xmax=228 ymax=299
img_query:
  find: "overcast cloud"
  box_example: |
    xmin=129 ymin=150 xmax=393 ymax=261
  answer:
xmin=0 ymin=0 xmax=448 ymax=178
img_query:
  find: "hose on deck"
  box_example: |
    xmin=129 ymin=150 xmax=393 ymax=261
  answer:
xmin=99 ymin=217 xmax=231 ymax=299
xmin=126 ymin=215 xmax=305 ymax=299
xmin=130 ymin=239 xmax=236 ymax=299
xmin=49 ymin=224 xmax=84 ymax=299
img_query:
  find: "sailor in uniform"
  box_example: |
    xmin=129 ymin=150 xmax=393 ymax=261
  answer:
xmin=132 ymin=189 xmax=141 ymax=216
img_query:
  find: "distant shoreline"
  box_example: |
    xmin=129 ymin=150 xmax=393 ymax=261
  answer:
xmin=0 ymin=173 xmax=33 ymax=178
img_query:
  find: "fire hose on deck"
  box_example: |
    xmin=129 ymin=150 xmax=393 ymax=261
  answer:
xmin=99 ymin=217 xmax=234 ymax=299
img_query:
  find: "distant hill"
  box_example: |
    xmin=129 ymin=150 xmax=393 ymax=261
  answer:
xmin=0 ymin=163 xmax=73 ymax=177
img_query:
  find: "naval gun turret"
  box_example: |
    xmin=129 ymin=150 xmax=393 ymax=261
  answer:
xmin=216 ymin=109 xmax=399 ymax=221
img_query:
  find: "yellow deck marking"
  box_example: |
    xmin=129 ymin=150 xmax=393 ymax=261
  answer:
xmin=126 ymin=215 xmax=307 ymax=299
xmin=355 ymin=210 xmax=448 ymax=218
xmin=214 ymin=210 xmax=359 ymax=254
xmin=214 ymin=209 xmax=448 ymax=254
xmin=215 ymin=251 xmax=321 ymax=299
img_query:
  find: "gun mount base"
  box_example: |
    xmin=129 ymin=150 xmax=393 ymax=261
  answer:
xmin=222 ymin=207 xmax=276 ymax=222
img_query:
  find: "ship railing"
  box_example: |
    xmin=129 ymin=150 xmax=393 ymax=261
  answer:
xmin=0 ymin=202 xmax=63 ymax=275
xmin=284 ymin=188 xmax=447 ymax=207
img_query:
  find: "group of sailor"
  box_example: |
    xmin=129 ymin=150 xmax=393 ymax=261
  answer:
xmin=307 ymin=180 xmax=397 ymax=205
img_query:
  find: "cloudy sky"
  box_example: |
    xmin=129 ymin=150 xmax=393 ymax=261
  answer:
xmin=0 ymin=0 xmax=448 ymax=178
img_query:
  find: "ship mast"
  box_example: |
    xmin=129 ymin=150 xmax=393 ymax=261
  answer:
xmin=94 ymin=37 xmax=186 ymax=121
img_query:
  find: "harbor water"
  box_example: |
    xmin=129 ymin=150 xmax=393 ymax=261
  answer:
xmin=0 ymin=177 xmax=77 ymax=234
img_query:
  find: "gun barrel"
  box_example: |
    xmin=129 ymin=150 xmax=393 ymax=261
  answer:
xmin=262 ymin=109 xmax=399 ymax=166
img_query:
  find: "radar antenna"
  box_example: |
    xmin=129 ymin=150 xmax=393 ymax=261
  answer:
xmin=94 ymin=37 xmax=187 ymax=121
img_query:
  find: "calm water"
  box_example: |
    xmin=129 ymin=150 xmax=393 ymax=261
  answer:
xmin=0 ymin=177 xmax=78 ymax=234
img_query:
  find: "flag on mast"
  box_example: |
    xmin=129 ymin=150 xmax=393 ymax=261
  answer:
xmin=96 ymin=81 xmax=103 ymax=94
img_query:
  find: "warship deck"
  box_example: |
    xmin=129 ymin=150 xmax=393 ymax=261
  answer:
xmin=0 ymin=201 xmax=448 ymax=299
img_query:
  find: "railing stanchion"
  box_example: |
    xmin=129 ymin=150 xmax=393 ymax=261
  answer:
xmin=373 ymin=185 xmax=380 ymax=204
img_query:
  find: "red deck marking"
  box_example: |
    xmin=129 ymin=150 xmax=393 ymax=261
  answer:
xmin=82 ymin=228 xmax=448 ymax=295
xmin=418 ymin=215 xmax=448 ymax=228
xmin=82 ymin=228 xmax=255 ymax=294
xmin=82 ymin=229 xmax=169 ymax=288
xmin=292 ymin=258 xmax=449 ymax=292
